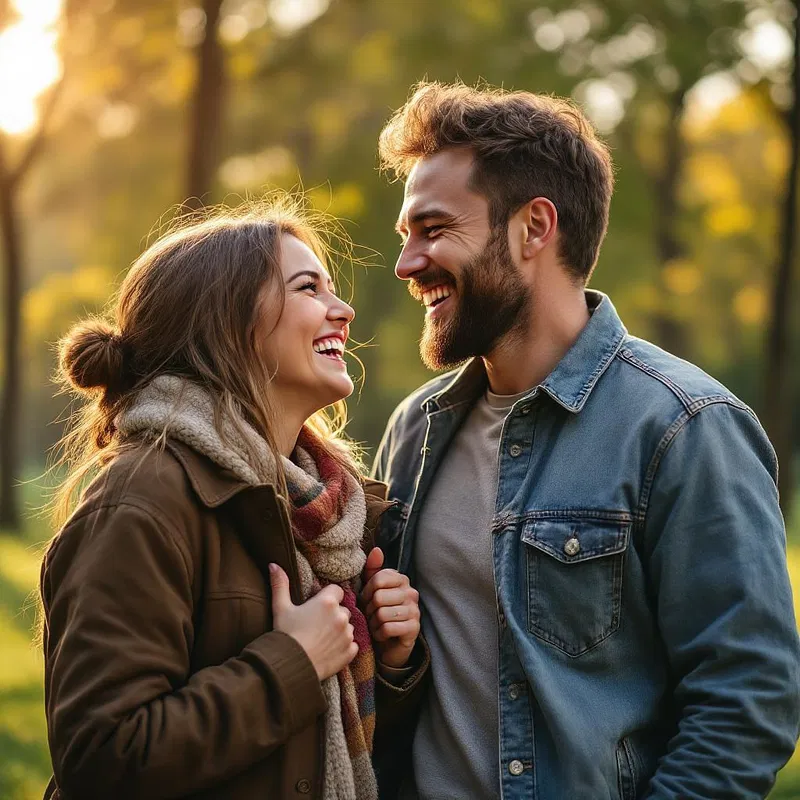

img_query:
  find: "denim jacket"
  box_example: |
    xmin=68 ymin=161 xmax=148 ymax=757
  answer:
xmin=372 ymin=291 xmax=800 ymax=800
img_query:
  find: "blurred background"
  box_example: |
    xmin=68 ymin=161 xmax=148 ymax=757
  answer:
xmin=0 ymin=0 xmax=799 ymax=796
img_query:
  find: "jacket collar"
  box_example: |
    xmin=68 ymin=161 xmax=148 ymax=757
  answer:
xmin=424 ymin=290 xmax=627 ymax=415
xmin=166 ymin=439 xmax=252 ymax=508
xmin=166 ymin=438 xmax=392 ymax=513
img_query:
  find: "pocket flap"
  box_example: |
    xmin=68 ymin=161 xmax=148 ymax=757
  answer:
xmin=521 ymin=517 xmax=630 ymax=564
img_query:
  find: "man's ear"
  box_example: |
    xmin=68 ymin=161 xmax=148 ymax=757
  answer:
xmin=519 ymin=197 xmax=558 ymax=260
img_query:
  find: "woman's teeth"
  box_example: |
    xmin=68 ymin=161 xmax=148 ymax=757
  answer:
xmin=422 ymin=285 xmax=452 ymax=308
xmin=313 ymin=338 xmax=345 ymax=358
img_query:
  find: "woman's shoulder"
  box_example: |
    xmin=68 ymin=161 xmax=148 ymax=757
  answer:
xmin=76 ymin=440 xmax=198 ymax=522
xmin=49 ymin=440 xmax=215 ymax=571
xmin=42 ymin=441 xmax=205 ymax=594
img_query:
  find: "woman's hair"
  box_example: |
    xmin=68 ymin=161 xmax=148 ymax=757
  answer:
xmin=50 ymin=194 xmax=361 ymax=527
xmin=379 ymin=81 xmax=614 ymax=282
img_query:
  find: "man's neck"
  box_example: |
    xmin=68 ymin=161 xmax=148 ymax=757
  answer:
xmin=483 ymin=288 xmax=590 ymax=396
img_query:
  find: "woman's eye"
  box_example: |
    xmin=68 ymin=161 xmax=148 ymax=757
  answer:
xmin=298 ymin=281 xmax=318 ymax=293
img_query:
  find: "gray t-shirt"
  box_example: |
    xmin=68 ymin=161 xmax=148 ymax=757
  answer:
xmin=402 ymin=388 xmax=528 ymax=800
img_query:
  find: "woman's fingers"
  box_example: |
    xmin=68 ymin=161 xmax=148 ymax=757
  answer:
xmin=365 ymin=587 xmax=409 ymax=616
xmin=361 ymin=568 xmax=409 ymax=606
xmin=372 ymin=619 xmax=420 ymax=643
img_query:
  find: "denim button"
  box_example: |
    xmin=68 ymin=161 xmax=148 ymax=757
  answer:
xmin=509 ymin=759 xmax=524 ymax=776
xmin=296 ymin=778 xmax=311 ymax=794
xmin=564 ymin=536 xmax=580 ymax=557
xmin=519 ymin=405 xmax=531 ymax=415
xmin=509 ymin=444 xmax=523 ymax=457
xmin=509 ymin=684 xmax=521 ymax=700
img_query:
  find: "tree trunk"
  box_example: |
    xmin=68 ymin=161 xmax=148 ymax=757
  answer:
xmin=764 ymin=1 xmax=800 ymax=520
xmin=184 ymin=0 xmax=226 ymax=208
xmin=0 ymin=138 xmax=22 ymax=530
xmin=653 ymin=88 xmax=690 ymax=359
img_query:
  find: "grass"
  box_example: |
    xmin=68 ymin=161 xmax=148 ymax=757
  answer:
xmin=0 ymin=480 xmax=52 ymax=800
xmin=0 ymin=482 xmax=799 ymax=798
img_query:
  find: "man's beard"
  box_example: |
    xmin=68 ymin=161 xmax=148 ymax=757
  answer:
xmin=417 ymin=232 xmax=530 ymax=370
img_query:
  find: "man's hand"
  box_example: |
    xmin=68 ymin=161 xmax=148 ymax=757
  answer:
xmin=270 ymin=563 xmax=357 ymax=681
xmin=361 ymin=547 xmax=421 ymax=669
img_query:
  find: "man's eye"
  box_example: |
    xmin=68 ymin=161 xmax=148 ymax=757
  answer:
xmin=423 ymin=225 xmax=442 ymax=236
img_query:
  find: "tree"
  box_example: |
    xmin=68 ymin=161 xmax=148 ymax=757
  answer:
xmin=0 ymin=7 xmax=66 ymax=530
xmin=185 ymin=0 xmax=226 ymax=207
xmin=765 ymin=0 xmax=799 ymax=518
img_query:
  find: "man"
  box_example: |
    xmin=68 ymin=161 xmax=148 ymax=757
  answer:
xmin=371 ymin=81 xmax=800 ymax=800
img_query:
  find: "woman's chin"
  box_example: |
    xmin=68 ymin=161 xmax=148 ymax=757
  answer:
xmin=315 ymin=375 xmax=355 ymax=408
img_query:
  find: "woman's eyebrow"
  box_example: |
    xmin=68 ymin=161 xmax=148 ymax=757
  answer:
xmin=286 ymin=269 xmax=334 ymax=286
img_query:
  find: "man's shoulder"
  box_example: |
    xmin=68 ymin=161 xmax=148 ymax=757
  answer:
xmin=617 ymin=336 xmax=751 ymax=415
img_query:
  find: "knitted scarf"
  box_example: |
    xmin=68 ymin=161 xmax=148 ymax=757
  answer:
xmin=116 ymin=375 xmax=378 ymax=800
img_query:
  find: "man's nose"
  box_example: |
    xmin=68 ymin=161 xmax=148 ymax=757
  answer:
xmin=395 ymin=242 xmax=428 ymax=281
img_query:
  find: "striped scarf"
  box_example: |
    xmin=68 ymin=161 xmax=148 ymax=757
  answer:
xmin=116 ymin=375 xmax=377 ymax=800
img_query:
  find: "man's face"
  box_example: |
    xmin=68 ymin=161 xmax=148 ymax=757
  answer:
xmin=394 ymin=148 xmax=529 ymax=370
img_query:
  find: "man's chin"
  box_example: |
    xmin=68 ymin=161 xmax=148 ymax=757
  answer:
xmin=420 ymin=328 xmax=473 ymax=371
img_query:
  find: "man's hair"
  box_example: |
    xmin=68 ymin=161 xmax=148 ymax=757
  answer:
xmin=378 ymin=81 xmax=614 ymax=282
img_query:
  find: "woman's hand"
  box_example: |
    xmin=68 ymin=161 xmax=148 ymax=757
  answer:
xmin=361 ymin=548 xmax=421 ymax=669
xmin=269 ymin=563 xmax=357 ymax=681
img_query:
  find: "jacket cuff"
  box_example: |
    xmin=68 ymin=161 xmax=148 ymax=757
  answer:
xmin=376 ymin=636 xmax=430 ymax=696
xmin=248 ymin=630 xmax=327 ymax=732
xmin=377 ymin=661 xmax=415 ymax=686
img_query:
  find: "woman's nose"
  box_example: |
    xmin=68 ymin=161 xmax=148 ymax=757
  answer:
xmin=330 ymin=296 xmax=355 ymax=323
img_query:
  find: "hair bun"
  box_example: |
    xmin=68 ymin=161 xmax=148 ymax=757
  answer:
xmin=59 ymin=320 xmax=128 ymax=394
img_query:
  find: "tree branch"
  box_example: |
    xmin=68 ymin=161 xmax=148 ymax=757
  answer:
xmin=9 ymin=72 xmax=67 ymax=189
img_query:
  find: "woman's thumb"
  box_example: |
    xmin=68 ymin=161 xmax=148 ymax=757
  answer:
xmin=363 ymin=547 xmax=384 ymax=583
xmin=269 ymin=563 xmax=292 ymax=613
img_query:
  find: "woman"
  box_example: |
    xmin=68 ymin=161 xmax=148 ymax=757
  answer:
xmin=40 ymin=198 xmax=426 ymax=800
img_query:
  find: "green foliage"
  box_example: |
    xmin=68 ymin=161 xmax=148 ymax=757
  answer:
xmin=11 ymin=0 xmax=798 ymax=465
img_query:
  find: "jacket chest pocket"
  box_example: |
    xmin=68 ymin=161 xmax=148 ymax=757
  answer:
xmin=521 ymin=516 xmax=629 ymax=657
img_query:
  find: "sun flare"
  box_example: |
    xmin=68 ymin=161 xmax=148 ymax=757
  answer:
xmin=0 ymin=0 xmax=63 ymax=135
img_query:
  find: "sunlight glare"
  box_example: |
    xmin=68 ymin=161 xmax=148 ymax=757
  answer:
xmin=0 ymin=0 xmax=63 ymax=135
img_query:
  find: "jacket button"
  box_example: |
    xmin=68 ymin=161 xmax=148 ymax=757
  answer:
xmin=508 ymin=759 xmax=525 ymax=776
xmin=296 ymin=779 xmax=311 ymax=794
xmin=509 ymin=444 xmax=523 ymax=457
xmin=519 ymin=405 xmax=531 ymax=415
xmin=564 ymin=536 xmax=580 ymax=557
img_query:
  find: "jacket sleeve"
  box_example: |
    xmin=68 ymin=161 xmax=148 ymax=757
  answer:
xmin=640 ymin=401 xmax=800 ymax=799
xmin=371 ymin=397 xmax=406 ymax=484
xmin=42 ymin=500 xmax=327 ymax=800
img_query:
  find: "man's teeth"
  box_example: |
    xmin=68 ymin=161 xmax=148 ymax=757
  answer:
xmin=422 ymin=285 xmax=452 ymax=307
xmin=313 ymin=338 xmax=345 ymax=355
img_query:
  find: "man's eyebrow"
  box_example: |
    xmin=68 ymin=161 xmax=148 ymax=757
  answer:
xmin=395 ymin=208 xmax=456 ymax=233
xmin=285 ymin=269 xmax=333 ymax=285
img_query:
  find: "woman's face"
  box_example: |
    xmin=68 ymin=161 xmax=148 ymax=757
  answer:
xmin=257 ymin=234 xmax=355 ymax=418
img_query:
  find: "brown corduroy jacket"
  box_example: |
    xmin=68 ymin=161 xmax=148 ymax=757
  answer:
xmin=40 ymin=439 xmax=429 ymax=800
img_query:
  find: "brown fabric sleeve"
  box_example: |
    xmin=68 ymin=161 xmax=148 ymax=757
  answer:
xmin=374 ymin=635 xmax=430 ymax=733
xmin=42 ymin=502 xmax=326 ymax=800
